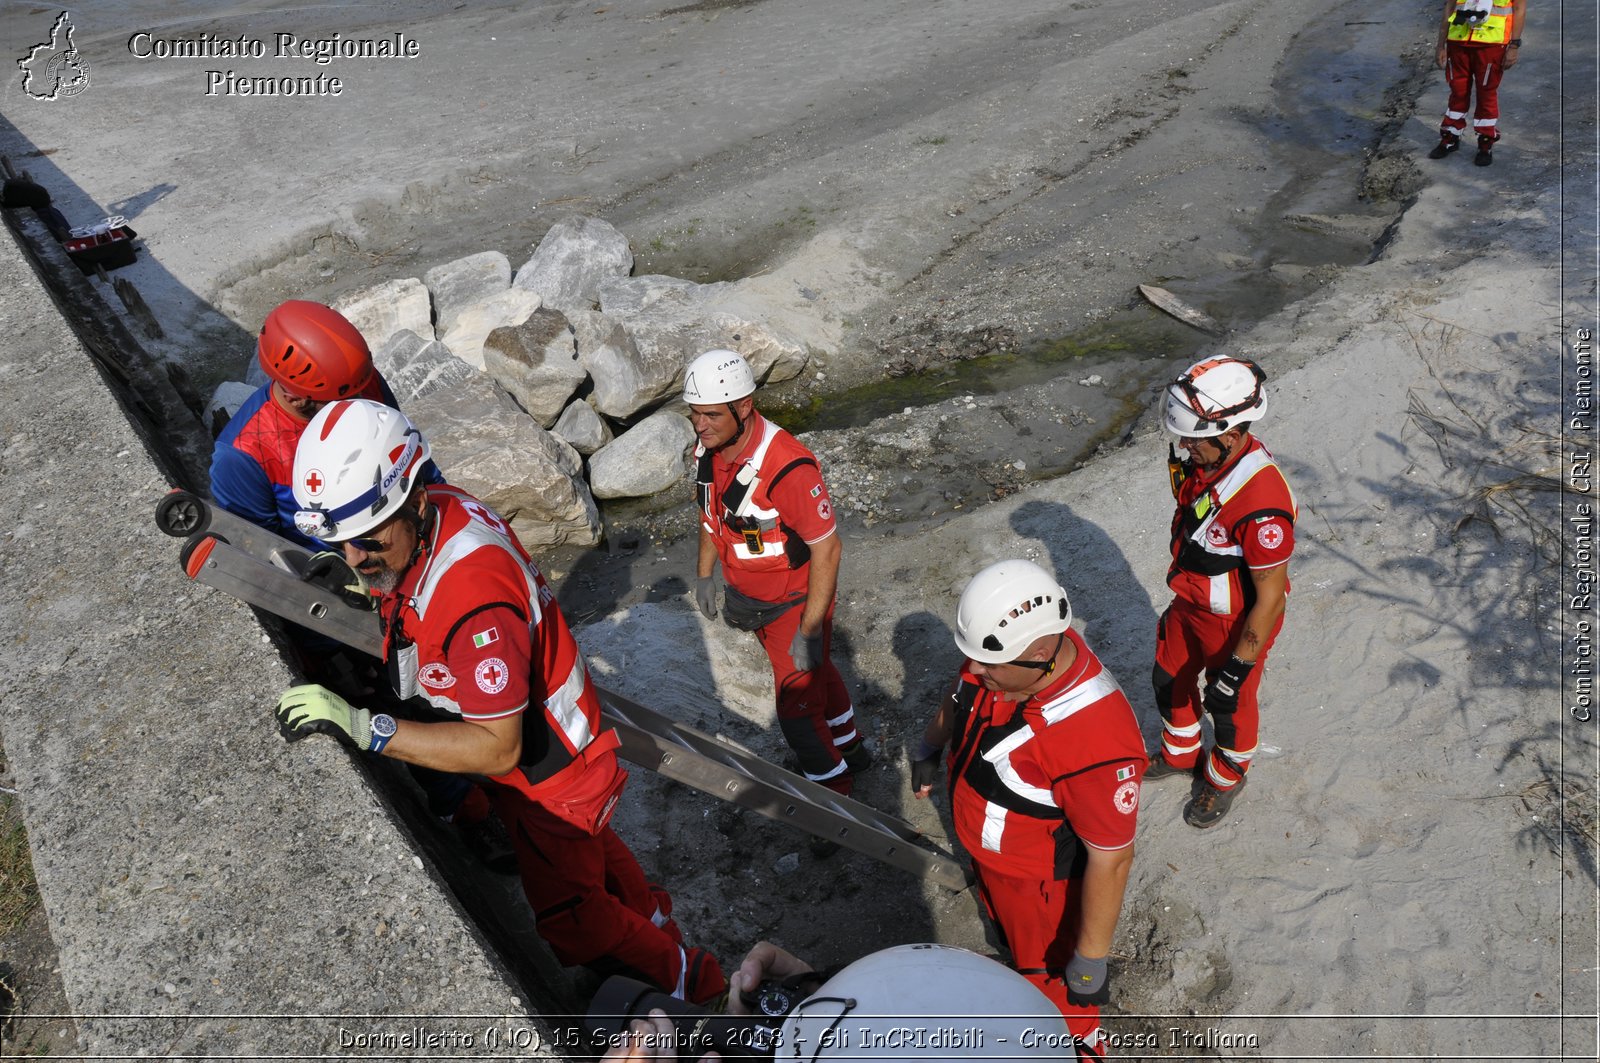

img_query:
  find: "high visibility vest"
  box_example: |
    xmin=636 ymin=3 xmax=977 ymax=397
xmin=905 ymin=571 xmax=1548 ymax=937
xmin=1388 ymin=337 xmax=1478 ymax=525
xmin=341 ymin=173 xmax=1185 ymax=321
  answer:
xmin=1447 ymin=0 xmax=1512 ymax=44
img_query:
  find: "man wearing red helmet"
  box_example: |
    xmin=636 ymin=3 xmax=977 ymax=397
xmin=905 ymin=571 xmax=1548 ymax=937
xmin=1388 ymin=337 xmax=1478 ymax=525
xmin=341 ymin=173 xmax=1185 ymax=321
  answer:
xmin=211 ymin=300 xmax=439 ymax=551
xmin=1145 ymin=357 xmax=1296 ymax=828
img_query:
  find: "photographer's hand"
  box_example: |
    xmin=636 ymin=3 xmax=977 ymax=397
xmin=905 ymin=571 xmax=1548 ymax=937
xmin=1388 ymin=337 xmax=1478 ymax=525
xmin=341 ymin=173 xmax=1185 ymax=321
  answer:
xmin=600 ymin=1009 xmax=722 ymax=1062
xmin=726 ymin=941 xmax=816 ymax=1016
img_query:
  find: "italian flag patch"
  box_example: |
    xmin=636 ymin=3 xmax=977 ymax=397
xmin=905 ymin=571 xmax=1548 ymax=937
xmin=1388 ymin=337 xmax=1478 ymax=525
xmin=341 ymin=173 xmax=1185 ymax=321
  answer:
xmin=473 ymin=627 xmax=499 ymax=649
xmin=1117 ymin=765 xmax=1136 ymax=782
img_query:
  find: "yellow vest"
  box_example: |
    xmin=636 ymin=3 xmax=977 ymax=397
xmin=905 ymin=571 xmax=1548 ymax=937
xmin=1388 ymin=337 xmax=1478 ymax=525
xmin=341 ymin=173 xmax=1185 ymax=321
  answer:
xmin=1447 ymin=0 xmax=1513 ymax=44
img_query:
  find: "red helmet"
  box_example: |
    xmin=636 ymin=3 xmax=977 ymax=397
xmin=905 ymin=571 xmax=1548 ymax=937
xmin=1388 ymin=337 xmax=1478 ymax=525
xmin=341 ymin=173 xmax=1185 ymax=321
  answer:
xmin=257 ymin=300 xmax=374 ymax=401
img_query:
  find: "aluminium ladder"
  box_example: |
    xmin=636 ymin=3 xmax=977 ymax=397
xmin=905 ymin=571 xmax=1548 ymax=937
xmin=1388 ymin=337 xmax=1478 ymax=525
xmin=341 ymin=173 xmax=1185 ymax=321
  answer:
xmin=156 ymin=491 xmax=970 ymax=892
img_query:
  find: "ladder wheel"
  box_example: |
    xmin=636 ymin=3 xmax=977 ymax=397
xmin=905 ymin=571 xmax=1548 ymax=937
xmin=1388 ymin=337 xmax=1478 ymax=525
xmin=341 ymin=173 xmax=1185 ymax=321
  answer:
xmin=155 ymin=491 xmax=209 ymax=537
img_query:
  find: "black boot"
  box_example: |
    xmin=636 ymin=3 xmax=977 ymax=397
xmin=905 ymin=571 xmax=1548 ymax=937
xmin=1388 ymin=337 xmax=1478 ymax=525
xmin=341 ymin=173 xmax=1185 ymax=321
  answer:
xmin=1428 ymin=133 xmax=1460 ymax=160
xmin=1473 ymin=135 xmax=1495 ymax=166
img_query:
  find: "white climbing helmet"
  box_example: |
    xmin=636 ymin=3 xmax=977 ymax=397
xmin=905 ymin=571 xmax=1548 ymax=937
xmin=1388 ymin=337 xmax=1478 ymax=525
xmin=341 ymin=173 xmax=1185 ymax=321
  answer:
xmin=1163 ymin=356 xmax=1268 ymax=438
xmin=682 ymin=349 xmax=756 ymax=405
xmin=778 ymin=943 xmax=1072 ymax=1060
xmin=291 ymin=398 xmax=431 ymax=542
xmin=954 ymin=559 xmax=1072 ymax=665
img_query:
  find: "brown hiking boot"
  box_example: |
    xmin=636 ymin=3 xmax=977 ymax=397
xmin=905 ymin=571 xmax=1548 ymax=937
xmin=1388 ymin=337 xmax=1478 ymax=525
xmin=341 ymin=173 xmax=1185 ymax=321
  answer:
xmin=1142 ymin=757 xmax=1192 ymax=781
xmin=1184 ymin=774 xmax=1246 ymax=828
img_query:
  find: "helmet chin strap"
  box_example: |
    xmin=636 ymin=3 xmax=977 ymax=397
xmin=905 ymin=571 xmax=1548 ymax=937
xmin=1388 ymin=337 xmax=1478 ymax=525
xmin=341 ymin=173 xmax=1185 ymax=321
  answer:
xmin=398 ymin=494 xmax=435 ymax=571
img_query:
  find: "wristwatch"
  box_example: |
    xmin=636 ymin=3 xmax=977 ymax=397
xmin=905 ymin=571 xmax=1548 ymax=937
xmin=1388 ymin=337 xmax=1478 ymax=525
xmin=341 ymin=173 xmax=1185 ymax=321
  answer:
xmin=369 ymin=713 xmax=398 ymax=754
xmin=1508 ymin=37 xmax=1522 ymax=46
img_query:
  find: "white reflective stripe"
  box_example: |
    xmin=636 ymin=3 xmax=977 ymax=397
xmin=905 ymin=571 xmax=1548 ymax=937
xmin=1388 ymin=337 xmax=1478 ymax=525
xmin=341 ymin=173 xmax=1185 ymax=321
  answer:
xmin=1208 ymin=572 xmax=1232 ymax=615
xmin=1217 ymin=743 xmax=1257 ymax=765
xmin=825 ymin=706 xmax=856 ymax=727
xmin=1445 ymin=110 xmax=1468 ymax=120
xmin=728 ymin=418 xmax=781 ymax=520
xmin=672 ymin=945 xmax=688 ymax=1000
xmin=1473 ymin=117 xmax=1498 ymax=126
xmin=731 ymin=540 xmax=786 ymax=562
xmin=832 ymin=729 xmax=859 ymax=746
xmin=994 ymin=755 xmax=1057 ymax=807
xmin=652 ymin=906 xmax=669 ymax=928
xmin=1164 ymin=720 xmax=1202 ymax=738
xmin=1036 ymin=669 xmax=1122 ymax=725
xmin=981 ymin=800 xmax=1008 ymax=852
xmin=805 ymin=759 xmax=848 ymax=783
xmin=1163 ymin=735 xmax=1202 ymax=756
xmin=546 ymin=662 xmax=595 ymax=751
xmin=1204 ymin=758 xmax=1243 ymax=789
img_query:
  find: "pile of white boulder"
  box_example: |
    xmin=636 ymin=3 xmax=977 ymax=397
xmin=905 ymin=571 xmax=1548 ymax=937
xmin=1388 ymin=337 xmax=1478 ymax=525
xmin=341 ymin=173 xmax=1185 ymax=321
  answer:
xmin=225 ymin=216 xmax=813 ymax=548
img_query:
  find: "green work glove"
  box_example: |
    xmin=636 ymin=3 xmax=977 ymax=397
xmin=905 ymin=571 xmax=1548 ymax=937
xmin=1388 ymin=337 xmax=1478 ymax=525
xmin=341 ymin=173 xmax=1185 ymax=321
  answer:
xmin=276 ymin=684 xmax=374 ymax=751
xmin=303 ymin=551 xmax=375 ymax=611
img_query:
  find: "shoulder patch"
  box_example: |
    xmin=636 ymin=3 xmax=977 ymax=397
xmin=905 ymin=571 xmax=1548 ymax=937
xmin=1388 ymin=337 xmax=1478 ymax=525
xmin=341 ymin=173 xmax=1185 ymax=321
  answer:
xmin=1114 ymin=780 xmax=1140 ymax=815
xmin=475 ymin=657 xmax=510 ymax=694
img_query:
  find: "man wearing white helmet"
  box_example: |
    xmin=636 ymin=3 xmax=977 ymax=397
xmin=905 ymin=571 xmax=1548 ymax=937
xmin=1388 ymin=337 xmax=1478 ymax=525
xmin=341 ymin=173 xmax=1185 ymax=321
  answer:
xmin=911 ymin=559 xmax=1146 ymax=1059
xmin=275 ymin=399 xmax=727 ymax=1005
xmin=683 ymin=350 xmax=868 ymax=796
xmin=1148 ymin=356 xmax=1297 ymax=828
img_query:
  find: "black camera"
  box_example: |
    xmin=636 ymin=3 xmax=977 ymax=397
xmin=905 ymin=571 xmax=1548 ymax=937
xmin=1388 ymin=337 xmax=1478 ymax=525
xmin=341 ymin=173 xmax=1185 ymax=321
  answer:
xmin=584 ymin=973 xmax=816 ymax=1060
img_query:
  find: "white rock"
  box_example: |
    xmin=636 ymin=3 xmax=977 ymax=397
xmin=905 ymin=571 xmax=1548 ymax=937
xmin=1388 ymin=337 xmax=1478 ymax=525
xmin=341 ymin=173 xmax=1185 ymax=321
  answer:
xmin=570 ymin=309 xmax=678 ymax=420
xmin=332 ymin=278 xmax=432 ymax=352
xmin=439 ymin=289 xmax=542 ymax=371
xmin=373 ymin=329 xmax=479 ymax=405
xmin=424 ymin=251 xmax=511 ymax=335
xmin=587 ymin=410 xmax=696 ymax=500
xmin=407 ymin=377 xmax=600 ymax=548
xmin=481 ymin=308 xmax=587 ymax=427
xmin=596 ymin=274 xmax=810 ymax=399
xmin=513 ymin=215 xmax=634 ymax=316
xmin=551 ymin=400 xmax=613 ymax=456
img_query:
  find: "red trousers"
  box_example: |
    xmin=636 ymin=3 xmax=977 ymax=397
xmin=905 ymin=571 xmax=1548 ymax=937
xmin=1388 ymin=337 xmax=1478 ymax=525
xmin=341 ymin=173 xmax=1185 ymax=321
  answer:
xmin=486 ymin=786 xmax=723 ymax=1001
xmin=974 ymin=864 xmax=1105 ymax=1059
xmin=1442 ymin=43 xmax=1507 ymax=141
xmin=1153 ymin=598 xmax=1281 ymax=791
xmin=752 ymin=601 xmax=859 ymax=794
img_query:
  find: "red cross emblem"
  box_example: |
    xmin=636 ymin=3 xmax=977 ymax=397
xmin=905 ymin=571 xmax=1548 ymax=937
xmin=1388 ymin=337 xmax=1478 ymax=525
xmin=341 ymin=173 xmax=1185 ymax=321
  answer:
xmin=420 ymin=663 xmax=455 ymax=689
xmin=1257 ymin=522 xmax=1285 ymax=551
xmin=475 ymin=657 xmax=509 ymax=694
xmin=304 ymin=469 xmax=324 ymax=496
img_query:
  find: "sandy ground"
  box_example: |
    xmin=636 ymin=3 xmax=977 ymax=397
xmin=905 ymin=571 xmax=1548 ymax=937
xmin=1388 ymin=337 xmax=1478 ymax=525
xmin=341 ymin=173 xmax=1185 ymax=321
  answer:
xmin=1 ymin=0 xmax=1596 ymax=1059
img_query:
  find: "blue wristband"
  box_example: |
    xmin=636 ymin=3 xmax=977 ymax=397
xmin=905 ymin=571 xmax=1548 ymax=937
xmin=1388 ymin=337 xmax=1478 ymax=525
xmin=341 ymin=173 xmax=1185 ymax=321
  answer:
xmin=369 ymin=713 xmax=398 ymax=754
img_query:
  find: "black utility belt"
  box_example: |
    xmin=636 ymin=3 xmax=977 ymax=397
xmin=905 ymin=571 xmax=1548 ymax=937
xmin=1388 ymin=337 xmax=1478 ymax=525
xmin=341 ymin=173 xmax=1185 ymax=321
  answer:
xmin=722 ymin=585 xmax=805 ymax=632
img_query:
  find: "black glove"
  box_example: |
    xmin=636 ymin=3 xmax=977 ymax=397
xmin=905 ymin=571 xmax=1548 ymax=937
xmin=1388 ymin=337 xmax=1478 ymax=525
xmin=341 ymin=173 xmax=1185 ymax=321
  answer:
xmin=304 ymin=550 xmax=375 ymax=611
xmin=910 ymin=739 xmax=943 ymax=795
xmin=1064 ymin=951 xmax=1110 ymax=1007
xmin=1203 ymin=655 xmax=1256 ymax=716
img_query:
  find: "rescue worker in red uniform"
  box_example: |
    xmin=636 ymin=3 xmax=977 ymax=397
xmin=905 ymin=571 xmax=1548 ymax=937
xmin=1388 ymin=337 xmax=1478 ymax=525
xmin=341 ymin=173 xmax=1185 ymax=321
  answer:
xmin=208 ymin=302 xmax=495 ymax=848
xmin=275 ymin=400 xmax=726 ymax=1004
xmin=911 ymin=560 xmax=1146 ymax=1059
xmin=685 ymin=350 xmax=869 ymax=795
xmin=1146 ymin=357 xmax=1296 ymax=829
xmin=1429 ymin=0 xmax=1526 ymax=166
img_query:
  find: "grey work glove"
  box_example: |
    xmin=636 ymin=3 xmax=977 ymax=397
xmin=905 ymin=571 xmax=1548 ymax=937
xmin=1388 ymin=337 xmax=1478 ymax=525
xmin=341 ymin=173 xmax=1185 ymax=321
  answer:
xmin=303 ymin=550 xmax=375 ymax=611
xmin=1203 ymin=655 xmax=1256 ymax=717
xmin=694 ymin=575 xmax=718 ymax=620
xmin=276 ymin=684 xmax=374 ymax=751
xmin=789 ymin=629 xmax=824 ymax=672
xmin=910 ymin=737 xmax=943 ymax=796
xmin=1064 ymin=952 xmax=1110 ymax=1007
